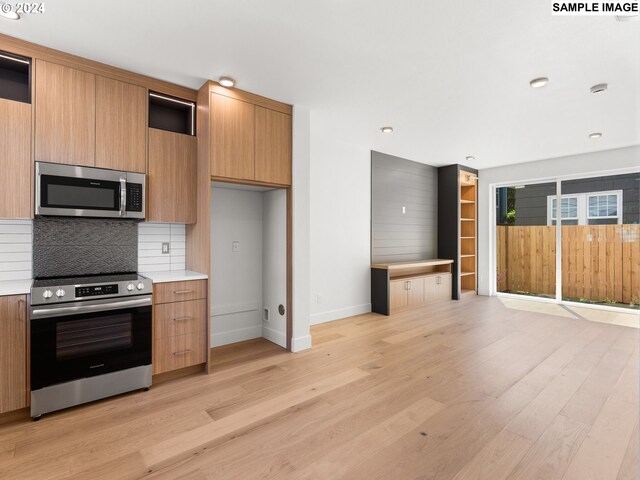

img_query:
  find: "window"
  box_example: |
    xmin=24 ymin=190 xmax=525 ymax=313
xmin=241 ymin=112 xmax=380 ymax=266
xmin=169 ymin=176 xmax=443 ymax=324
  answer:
xmin=547 ymin=190 xmax=622 ymax=225
xmin=551 ymin=196 xmax=578 ymax=221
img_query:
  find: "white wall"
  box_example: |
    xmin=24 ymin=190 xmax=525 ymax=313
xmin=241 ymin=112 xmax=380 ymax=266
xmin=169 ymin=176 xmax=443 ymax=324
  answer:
xmin=291 ymin=106 xmax=312 ymax=351
xmin=138 ymin=223 xmax=186 ymax=272
xmin=478 ymin=145 xmax=640 ymax=296
xmin=309 ymin=111 xmax=372 ymax=325
xmin=0 ymin=220 xmax=32 ymax=281
xmin=262 ymin=189 xmax=287 ymax=348
xmin=210 ymin=187 xmax=264 ymax=347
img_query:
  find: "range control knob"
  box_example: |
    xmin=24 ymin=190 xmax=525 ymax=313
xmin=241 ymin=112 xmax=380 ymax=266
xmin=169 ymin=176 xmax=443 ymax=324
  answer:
xmin=127 ymin=283 xmax=135 ymax=292
xmin=55 ymin=289 xmax=66 ymax=298
xmin=136 ymin=282 xmax=145 ymax=291
xmin=42 ymin=289 xmax=53 ymax=299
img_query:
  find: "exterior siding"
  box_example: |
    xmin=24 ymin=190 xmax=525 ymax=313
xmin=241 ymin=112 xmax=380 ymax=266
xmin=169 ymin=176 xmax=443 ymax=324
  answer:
xmin=501 ymin=173 xmax=639 ymax=226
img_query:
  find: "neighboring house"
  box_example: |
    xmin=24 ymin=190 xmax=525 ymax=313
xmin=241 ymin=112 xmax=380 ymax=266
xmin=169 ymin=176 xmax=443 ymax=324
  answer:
xmin=496 ymin=173 xmax=639 ymax=226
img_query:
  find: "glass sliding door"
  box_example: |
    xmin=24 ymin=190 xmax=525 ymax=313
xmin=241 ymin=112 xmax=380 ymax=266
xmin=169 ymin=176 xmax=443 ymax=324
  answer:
xmin=560 ymin=173 xmax=639 ymax=309
xmin=495 ymin=181 xmax=557 ymax=299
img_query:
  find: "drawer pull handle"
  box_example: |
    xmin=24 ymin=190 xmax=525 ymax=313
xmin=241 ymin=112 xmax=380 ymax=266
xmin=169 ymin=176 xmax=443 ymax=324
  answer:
xmin=173 ymin=349 xmax=192 ymax=356
xmin=173 ymin=290 xmax=193 ymax=294
xmin=173 ymin=316 xmax=193 ymax=322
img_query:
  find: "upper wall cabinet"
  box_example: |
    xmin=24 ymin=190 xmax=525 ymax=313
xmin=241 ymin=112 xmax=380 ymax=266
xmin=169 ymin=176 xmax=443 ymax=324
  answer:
xmin=0 ymin=51 xmax=31 ymax=219
xmin=210 ymin=93 xmax=255 ymax=181
xmin=255 ymin=106 xmax=292 ymax=186
xmin=205 ymin=83 xmax=292 ymax=187
xmin=148 ymin=128 xmax=197 ymax=224
xmin=35 ymin=60 xmax=95 ymax=166
xmin=95 ymin=76 xmax=147 ymax=173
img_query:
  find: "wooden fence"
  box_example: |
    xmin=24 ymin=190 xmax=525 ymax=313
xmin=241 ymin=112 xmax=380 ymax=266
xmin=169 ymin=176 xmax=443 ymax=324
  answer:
xmin=496 ymin=225 xmax=640 ymax=305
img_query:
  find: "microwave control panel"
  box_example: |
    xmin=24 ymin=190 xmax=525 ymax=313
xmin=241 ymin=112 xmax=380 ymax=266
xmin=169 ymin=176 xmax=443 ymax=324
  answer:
xmin=126 ymin=183 xmax=143 ymax=212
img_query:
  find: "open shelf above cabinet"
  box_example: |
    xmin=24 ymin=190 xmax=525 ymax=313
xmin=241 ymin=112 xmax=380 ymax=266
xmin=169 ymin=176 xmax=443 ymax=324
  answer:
xmin=0 ymin=51 xmax=31 ymax=104
xmin=149 ymin=91 xmax=195 ymax=135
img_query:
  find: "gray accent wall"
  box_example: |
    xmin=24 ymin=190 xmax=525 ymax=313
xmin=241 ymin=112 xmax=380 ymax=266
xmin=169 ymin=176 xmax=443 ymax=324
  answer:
xmin=33 ymin=217 xmax=138 ymax=278
xmin=371 ymin=151 xmax=438 ymax=264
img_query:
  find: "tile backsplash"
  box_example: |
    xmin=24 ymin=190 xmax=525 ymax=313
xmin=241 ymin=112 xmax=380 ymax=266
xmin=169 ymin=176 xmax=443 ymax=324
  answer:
xmin=33 ymin=217 xmax=138 ymax=278
xmin=138 ymin=223 xmax=186 ymax=272
xmin=0 ymin=220 xmax=32 ymax=282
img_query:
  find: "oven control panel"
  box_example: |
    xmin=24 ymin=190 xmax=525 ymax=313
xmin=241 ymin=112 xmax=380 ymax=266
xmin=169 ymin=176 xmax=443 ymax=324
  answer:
xmin=76 ymin=284 xmax=119 ymax=298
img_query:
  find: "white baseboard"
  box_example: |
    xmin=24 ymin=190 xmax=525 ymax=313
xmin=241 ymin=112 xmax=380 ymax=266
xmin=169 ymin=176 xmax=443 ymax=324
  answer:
xmin=291 ymin=335 xmax=312 ymax=352
xmin=262 ymin=324 xmax=286 ymax=348
xmin=210 ymin=325 xmax=262 ymax=347
xmin=310 ymin=303 xmax=372 ymax=326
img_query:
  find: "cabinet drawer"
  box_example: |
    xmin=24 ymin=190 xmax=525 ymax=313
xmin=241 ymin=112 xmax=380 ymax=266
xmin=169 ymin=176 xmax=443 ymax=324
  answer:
xmin=154 ymin=299 xmax=206 ymax=339
xmin=153 ymin=280 xmax=207 ymax=304
xmin=153 ymin=330 xmax=206 ymax=375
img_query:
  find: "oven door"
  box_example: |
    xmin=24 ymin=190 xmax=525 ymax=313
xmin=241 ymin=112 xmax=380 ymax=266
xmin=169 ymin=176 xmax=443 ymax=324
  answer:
xmin=30 ymin=296 xmax=152 ymax=391
xmin=35 ymin=162 xmax=125 ymax=218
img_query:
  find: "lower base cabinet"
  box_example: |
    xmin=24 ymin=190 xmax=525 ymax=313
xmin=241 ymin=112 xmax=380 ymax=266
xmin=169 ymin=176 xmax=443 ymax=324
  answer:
xmin=0 ymin=295 xmax=27 ymax=414
xmin=152 ymin=281 xmax=207 ymax=375
xmin=389 ymin=273 xmax=452 ymax=313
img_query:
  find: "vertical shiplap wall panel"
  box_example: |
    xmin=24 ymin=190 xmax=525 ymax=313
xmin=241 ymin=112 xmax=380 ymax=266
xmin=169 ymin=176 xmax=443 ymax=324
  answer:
xmin=0 ymin=220 xmax=32 ymax=281
xmin=371 ymin=151 xmax=438 ymax=264
xmin=138 ymin=223 xmax=186 ymax=272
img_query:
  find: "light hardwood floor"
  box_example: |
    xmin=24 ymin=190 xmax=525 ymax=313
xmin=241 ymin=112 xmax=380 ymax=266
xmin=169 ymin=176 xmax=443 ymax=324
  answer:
xmin=0 ymin=295 xmax=637 ymax=480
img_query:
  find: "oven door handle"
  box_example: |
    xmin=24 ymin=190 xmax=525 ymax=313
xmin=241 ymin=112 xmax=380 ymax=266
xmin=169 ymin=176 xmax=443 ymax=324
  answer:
xmin=31 ymin=297 xmax=152 ymax=320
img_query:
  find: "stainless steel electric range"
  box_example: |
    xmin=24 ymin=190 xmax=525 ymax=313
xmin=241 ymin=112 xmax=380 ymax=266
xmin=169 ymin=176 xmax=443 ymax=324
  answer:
xmin=29 ymin=273 xmax=153 ymax=419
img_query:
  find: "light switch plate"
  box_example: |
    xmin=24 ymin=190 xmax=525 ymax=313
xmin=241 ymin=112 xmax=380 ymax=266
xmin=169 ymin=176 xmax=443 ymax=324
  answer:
xmin=161 ymin=242 xmax=170 ymax=254
xmin=232 ymin=241 xmax=240 ymax=252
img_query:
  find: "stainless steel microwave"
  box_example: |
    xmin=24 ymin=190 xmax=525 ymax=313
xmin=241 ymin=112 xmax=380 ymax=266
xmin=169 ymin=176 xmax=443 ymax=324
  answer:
xmin=35 ymin=162 xmax=145 ymax=219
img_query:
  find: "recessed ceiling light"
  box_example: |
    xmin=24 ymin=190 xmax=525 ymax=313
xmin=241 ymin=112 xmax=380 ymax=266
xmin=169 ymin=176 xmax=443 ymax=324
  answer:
xmin=590 ymin=83 xmax=608 ymax=94
xmin=589 ymin=132 xmax=602 ymax=139
xmin=0 ymin=2 xmax=20 ymax=20
xmin=219 ymin=77 xmax=235 ymax=88
xmin=380 ymin=126 xmax=394 ymax=133
xmin=529 ymin=77 xmax=549 ymax=89
xmin=465 ymin=156 xmax=475 ymax=162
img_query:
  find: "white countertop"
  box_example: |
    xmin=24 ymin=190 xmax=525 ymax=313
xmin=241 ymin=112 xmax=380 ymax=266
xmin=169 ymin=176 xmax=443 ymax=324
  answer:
xmin=139 ymin=270 xmax=208 ymax=283
xmin=0 ymin=279 xmax=32 ymax=296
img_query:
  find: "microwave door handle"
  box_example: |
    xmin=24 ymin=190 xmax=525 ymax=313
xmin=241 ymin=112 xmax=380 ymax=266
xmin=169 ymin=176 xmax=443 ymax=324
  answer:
xmin=120 ymin=177 xmax=127 ymax=217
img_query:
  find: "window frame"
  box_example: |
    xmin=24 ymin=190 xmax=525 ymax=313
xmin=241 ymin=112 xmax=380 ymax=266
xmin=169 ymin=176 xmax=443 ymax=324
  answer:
xmin=546 ymin=190 xmax=623 ymax=225
xmin=587 ymin=190 xmax=623 ymax=223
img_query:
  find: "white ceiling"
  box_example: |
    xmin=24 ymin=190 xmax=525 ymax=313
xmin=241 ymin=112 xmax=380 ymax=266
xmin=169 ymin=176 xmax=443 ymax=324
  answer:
xmin=1 ymin=1 xmax=638 ymax=169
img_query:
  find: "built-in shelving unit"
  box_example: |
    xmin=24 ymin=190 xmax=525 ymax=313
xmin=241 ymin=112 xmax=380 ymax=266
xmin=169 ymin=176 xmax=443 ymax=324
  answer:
xmin=459 ymin=169 xmax=477 ymax=292
xmin=149 ymin=91 xmax=196 ymax=135
xmin=0 ymin=50 xmax=31 ymax=103
xmin=437 ymin=164 xmax=479 ymax=300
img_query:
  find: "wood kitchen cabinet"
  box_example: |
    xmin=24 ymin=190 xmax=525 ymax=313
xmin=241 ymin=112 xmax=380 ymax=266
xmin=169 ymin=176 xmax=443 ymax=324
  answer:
xmin=147 ymin=128 xmax=197 ymax=223
xmin=0 ymin=295 xmax=27 ymax=414
xmin=371 ymin=260 xmax=453 ymax=315
xmin=210 ymin=93 xmax=255 ymax=181
xmin=255 ymin=106 xmax=292 ymax=185
xmin=35 ymin=60 xmax=95 ymax=166
xmin=206 ymin=84 xmax=292 ymax=186
xmin=95 ymin=76 xmax=147 ymax=173
xmin=152 ymin=280 xmax=207 ymax=375
xmin=0 ymin=99 xmax=31 ymax=218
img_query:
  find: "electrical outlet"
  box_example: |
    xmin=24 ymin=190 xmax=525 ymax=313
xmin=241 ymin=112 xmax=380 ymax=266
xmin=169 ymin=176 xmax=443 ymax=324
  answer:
xmin=232 ymin=241 xmax=240 ymax=253
xmin=161 ymin=242 xmax=170 ymax=254
xmin=263 ymin=308 xmax=270 ymax=322
xmin=316 ymin=294 xmax=322 ymax=304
